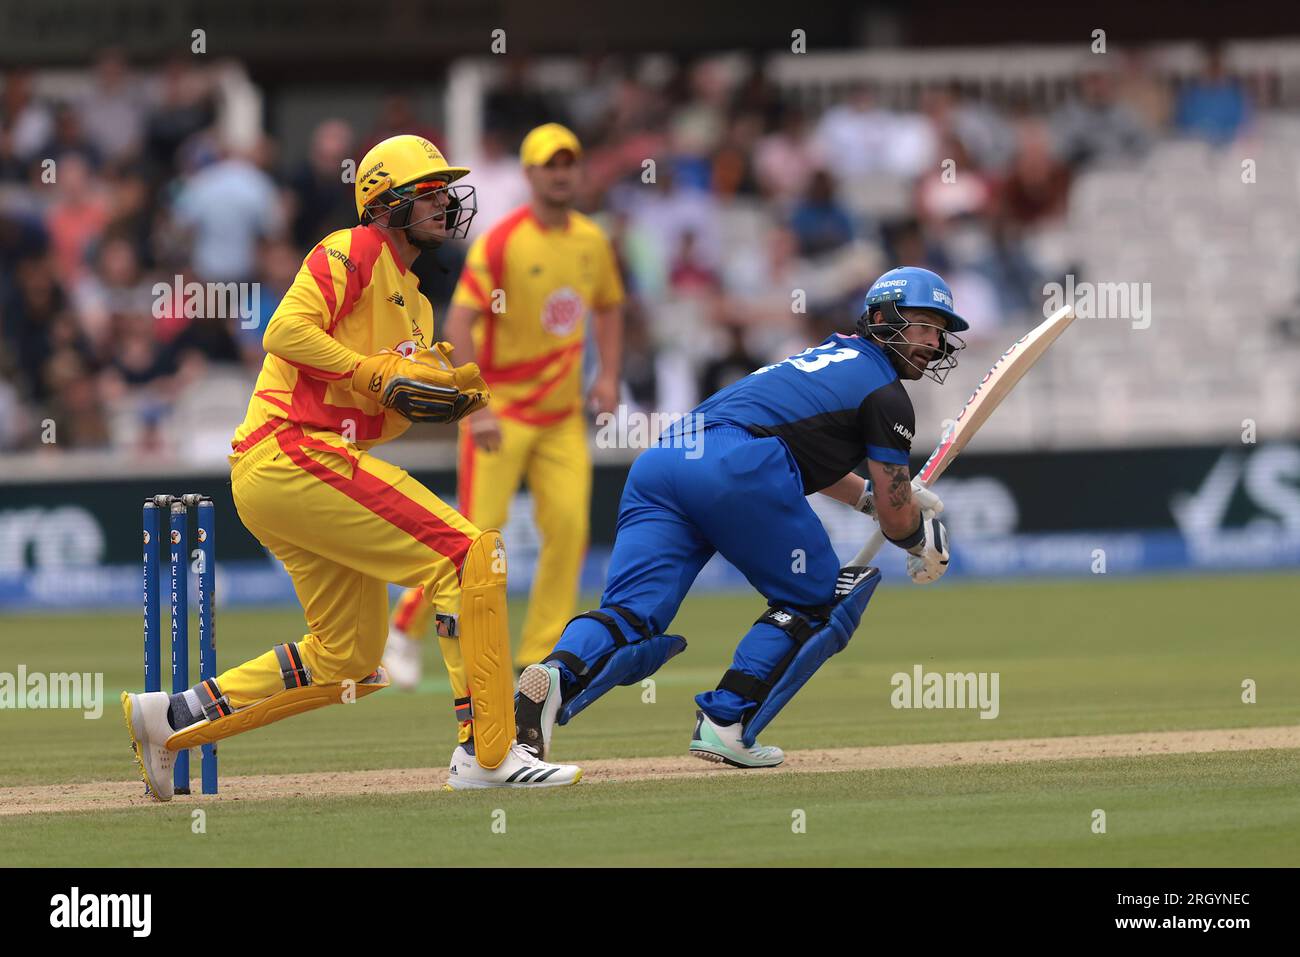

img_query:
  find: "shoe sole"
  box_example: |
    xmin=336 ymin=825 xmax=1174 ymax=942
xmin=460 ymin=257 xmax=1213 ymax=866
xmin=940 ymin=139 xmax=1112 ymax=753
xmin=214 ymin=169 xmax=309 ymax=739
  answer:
xmin=121 ymin=692 xmax=168 ymax=802
xmin=688 ymin=743 xmax=784 ymax=769
xmin=515 ymin=664 xmax=558 ymax=760
xmin=442 ymin=768 xmax=583 ymax=791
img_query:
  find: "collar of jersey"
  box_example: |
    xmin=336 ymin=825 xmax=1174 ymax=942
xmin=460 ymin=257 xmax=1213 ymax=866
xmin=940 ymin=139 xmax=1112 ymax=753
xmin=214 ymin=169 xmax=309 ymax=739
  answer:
xmin=832 ymin=332 xmax=896 ymax=369
xmin=830 ymin=332 xmax=875 ymax=355
xmin=525 ymin=205 xmax=572 ymax=234
xmin=368 ymin=224 xmax=409 ymax=275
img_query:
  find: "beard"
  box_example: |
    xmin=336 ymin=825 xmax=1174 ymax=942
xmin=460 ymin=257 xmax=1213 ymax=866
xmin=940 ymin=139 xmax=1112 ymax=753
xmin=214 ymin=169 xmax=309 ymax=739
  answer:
xmin=882 ymin=342 xmax=932 ymax=380
xmin=408 ymin=231 xmax=445 ymax=251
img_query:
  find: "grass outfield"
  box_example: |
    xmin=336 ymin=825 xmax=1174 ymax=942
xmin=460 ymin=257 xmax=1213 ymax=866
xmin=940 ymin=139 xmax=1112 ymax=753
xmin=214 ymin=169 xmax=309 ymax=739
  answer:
xmin=2 ymin=573 xmax=1298 ymax=865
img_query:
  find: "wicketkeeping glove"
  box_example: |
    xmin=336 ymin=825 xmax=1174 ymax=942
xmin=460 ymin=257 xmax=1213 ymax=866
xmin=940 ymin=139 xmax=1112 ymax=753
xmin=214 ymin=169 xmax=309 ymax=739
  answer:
xmin=351 ymin=342 xmax=489 ymax=424
xmin=905 ymin=510 xmax=950 ymax=585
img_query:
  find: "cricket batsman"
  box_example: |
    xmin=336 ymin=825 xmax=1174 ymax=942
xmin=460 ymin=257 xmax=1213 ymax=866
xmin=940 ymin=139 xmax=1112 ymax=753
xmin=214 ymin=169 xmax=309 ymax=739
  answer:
xmin=514 ymin=267 xmax=967 ymax=768
xmin=122 ymin=134 xmax=582 ymax=797
xmin=384 ymin=122 xmax=624 ymax=689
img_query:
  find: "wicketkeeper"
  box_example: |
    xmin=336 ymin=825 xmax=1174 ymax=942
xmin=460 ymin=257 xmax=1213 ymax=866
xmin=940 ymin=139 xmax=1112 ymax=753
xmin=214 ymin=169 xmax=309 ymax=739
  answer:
xmin=122 ymin=134 xmax=581 ymax=798
xmin=514 ymin=267 xmax=967 ymax=768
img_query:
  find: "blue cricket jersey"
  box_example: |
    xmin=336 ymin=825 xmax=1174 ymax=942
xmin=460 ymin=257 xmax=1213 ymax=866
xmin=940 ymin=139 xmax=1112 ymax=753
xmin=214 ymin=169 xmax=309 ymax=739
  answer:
xmin=685 ymin=333 xmax=915 ymax=493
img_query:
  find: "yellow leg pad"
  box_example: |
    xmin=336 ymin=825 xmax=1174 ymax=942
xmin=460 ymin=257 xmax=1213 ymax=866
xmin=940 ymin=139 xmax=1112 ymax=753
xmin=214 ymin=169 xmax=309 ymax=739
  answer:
xmin=165 ymin=669 xmax=390 ymax=750
xmin=460 ymin=530 xmax=516 ymax=769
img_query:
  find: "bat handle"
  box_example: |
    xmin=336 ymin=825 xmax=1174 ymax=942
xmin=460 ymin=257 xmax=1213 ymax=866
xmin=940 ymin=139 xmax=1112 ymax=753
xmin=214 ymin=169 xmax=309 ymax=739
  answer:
xmin=851 ymin=528 xmax=887 ymax=566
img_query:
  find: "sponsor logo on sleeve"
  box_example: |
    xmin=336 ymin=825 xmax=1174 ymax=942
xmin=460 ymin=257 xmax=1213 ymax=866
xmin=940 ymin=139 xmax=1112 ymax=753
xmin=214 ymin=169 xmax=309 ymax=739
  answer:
xmin=327 ymin=247 xmax=356 ymax=272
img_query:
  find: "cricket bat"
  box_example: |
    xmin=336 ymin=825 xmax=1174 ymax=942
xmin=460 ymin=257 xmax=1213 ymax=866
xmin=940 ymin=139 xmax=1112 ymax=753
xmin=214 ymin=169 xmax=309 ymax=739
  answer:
xmin=851 ymin=304 xmax=1077 ymax=566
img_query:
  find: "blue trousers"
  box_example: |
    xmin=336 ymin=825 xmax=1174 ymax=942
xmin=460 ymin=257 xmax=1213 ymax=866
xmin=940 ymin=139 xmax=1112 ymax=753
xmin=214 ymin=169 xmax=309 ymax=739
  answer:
xmin=551 ymin=426 xmax=840 ymax=723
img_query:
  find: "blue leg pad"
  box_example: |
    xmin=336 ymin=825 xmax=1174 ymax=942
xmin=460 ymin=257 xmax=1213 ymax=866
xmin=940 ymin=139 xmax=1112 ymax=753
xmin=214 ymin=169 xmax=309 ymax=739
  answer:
xmin=557 ymin=633 xmax=687 ymax=725
xmin=741 ymin=568 xmax=881 ymax=746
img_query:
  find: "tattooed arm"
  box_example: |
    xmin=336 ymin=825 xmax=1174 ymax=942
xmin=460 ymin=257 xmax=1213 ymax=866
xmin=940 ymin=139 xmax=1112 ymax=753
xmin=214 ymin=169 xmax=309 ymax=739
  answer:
xmin=865 ymin=459 xmax=920 ymax=540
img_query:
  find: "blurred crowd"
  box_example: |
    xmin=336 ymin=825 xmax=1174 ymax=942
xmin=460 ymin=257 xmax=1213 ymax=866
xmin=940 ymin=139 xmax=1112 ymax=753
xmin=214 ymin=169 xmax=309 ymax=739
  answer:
xmin=0 ymin=45 xmax=1256 ymax=454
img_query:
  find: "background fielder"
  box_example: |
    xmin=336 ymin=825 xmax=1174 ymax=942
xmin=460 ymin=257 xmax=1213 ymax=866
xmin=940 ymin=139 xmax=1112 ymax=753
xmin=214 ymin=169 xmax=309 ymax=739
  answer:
xmin=386 ymin=123 xmax=625 ymax=687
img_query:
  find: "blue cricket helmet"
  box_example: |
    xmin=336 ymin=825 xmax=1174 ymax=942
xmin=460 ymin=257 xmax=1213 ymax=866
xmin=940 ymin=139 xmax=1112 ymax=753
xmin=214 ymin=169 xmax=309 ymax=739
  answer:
xmin=858 ymin=266 xmax=969 ymax=384
xmin=862 ymin=266 xmax=969 ymax=332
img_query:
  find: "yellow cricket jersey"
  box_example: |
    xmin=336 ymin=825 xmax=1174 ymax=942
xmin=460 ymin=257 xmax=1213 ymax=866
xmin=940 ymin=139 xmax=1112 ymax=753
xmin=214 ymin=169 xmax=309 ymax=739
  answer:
xmin=453 ymin=205 xmax=623 ymax=426
xmin=230 ymin=224 xmax=433 ymax=457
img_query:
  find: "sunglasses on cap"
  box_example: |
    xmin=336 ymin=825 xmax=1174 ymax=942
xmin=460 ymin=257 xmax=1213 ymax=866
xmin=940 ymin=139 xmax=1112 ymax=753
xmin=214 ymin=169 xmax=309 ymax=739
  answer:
xmin=389 ymin=179 xmax=450 ymax=200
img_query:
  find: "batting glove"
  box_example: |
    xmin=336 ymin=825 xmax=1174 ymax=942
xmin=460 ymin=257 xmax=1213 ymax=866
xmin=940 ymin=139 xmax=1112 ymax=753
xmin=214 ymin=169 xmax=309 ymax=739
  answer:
xmin=905 ymin=510 xmax=950 ymax=585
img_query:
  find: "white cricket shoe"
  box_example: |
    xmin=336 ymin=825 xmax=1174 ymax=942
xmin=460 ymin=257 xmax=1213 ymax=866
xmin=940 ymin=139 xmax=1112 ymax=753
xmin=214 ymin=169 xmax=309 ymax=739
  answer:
xmin=689 ymin=710 xmax=785 ymax=768
xmin=383 ymin=625 xmax=422 ymax=691
xmin=444 ymin=741 xmax=582 ymax=790
xmin=514 ymin=663 xmax=562 ymax=760
xmin=121 ymin=691 xmax=176 ymax=801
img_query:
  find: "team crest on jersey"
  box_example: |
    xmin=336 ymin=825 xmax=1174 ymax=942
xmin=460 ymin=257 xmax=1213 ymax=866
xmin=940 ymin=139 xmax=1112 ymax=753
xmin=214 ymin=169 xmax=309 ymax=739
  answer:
xmin=394 ymin=340 xmax=418 ymax=357
xmin=409 ymin=317 xmax=427 ymax=350
xmin=540 ymin=286 xmax=585 ymax=337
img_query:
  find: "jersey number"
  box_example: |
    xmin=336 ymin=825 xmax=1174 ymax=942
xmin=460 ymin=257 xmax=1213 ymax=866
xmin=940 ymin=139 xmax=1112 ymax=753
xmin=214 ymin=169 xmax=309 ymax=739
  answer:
xmin=756 ymin=343 xmax=859 ymax=375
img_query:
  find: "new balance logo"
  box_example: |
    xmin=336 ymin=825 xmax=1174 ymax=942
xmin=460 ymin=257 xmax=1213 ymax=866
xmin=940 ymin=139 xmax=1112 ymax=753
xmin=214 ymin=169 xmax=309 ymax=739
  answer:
xmin=387 ymin=292 xmax=405 ymax=307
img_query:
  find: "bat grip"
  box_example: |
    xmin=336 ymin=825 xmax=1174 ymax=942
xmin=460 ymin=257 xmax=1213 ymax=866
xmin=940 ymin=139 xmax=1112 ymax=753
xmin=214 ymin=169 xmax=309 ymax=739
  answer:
xmin=851 ymin=528 xmax=887 ymax=566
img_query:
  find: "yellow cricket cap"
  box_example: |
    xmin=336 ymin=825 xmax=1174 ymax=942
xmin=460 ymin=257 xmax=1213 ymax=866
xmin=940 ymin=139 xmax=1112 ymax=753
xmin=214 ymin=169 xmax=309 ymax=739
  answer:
xmin=520 ymin=123 xmax=582 ymax=167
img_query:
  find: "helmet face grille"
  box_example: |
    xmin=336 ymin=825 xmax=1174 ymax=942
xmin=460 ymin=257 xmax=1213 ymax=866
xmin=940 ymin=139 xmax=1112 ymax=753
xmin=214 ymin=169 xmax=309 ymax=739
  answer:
xmin=856 ymin=300 xmax=967 ymax=385
xmin=362 ymin=182 xmax=478 ymax=240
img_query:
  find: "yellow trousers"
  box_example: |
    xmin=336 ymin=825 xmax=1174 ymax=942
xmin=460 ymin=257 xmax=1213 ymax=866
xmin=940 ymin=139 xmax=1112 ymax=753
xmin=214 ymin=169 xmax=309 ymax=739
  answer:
xmin=391 ymin=410 xmax=590 ymax=668
xmin=218 ymin=424 xmax=477 ymax=737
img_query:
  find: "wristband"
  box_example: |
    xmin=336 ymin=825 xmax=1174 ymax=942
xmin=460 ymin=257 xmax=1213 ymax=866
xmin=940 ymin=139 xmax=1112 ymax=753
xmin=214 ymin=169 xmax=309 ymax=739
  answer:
xmin=885 ymin=517 xmax=925 ymax=551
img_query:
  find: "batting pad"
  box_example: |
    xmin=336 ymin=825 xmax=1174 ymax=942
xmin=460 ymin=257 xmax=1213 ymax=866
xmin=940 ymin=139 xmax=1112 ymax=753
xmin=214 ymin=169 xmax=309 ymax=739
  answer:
xmin=165 ymin=669 xmax=389 ymax=749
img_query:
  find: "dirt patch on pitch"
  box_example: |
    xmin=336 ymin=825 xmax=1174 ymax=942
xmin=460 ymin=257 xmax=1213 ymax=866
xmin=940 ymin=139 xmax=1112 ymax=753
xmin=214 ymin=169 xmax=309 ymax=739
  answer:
xmin=4 ymin=725 xmax=1298 ymax=816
